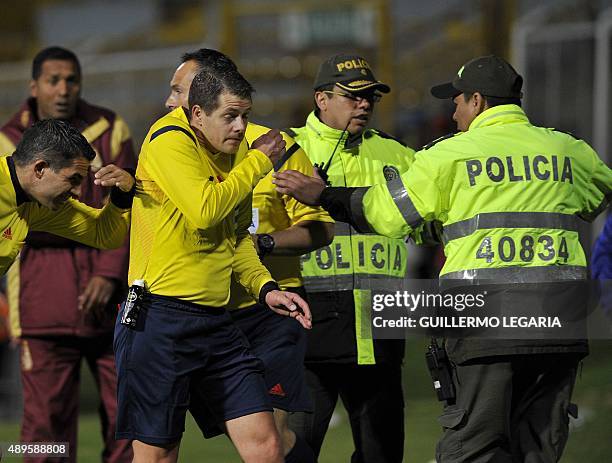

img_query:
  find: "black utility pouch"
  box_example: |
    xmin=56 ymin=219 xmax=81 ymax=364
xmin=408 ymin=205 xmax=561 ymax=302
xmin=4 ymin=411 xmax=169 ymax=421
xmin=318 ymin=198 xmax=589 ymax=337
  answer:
xmin=425 ymin=338 xmax=456 ymax=402
xmin=120 ymin=280 xmax=145 ymax=328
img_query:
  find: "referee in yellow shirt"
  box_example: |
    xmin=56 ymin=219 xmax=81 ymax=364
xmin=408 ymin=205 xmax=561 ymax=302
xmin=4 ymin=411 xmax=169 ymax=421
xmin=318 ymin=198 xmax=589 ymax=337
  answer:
xmin=165 ymin=49 xmax=334 ymax=463
xmin=114 ymin=67 xmax=311 ymax=463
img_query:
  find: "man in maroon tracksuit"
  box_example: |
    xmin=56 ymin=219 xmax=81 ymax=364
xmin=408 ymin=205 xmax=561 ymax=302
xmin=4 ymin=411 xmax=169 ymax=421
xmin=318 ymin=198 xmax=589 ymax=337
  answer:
xmin=0 ymin=47 xmax=135 ymax=463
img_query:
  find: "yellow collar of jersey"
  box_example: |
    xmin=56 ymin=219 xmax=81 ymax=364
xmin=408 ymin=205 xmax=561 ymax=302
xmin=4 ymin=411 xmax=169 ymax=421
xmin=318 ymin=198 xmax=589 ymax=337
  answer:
xmin=469 ymin=104 xmax=529 ymax=131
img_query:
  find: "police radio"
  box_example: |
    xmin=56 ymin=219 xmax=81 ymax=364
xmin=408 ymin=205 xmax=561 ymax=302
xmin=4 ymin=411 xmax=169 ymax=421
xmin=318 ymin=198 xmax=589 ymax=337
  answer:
xmin=425 ymin=338 xmax=456 ymax=403
xmin=314 ymin=118 xmax=352 ymax=185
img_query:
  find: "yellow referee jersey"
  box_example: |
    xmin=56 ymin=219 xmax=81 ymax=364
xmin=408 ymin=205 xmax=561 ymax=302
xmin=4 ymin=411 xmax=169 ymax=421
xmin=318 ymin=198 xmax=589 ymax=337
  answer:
xmin=228 ymin=123 xmax=333 ymax=309
xmin=0 ymin=156 xmax=130 ymax=275
xmin=128 ymin=108 xmax=274 ymax=306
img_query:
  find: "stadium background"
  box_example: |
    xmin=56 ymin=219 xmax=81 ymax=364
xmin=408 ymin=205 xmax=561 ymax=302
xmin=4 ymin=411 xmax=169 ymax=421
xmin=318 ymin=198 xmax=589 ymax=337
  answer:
xmin=0 ymin=0 xmax=610 ymax=461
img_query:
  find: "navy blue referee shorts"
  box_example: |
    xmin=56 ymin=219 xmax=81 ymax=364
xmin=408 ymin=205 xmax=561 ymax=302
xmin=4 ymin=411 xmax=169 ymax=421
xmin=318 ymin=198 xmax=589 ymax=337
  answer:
xmin=191 ymin=286 xmax=312 ymax=438
xmin=113 ymin=293 xmax=271 ymax=445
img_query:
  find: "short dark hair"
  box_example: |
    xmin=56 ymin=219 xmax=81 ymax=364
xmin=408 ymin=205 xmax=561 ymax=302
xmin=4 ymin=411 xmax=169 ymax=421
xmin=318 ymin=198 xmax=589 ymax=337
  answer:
xmin=13 ymin=119 xmax=95 ymax=170
xmin=462 ymin=92 xmax=522 ymax=108
xmin=188 ymin=68 xmax=254 ymax=115
xmin=181 ymin=48 xmax=238 ymax=74
xmin=32 ymin=47 xmax=81 ymax=81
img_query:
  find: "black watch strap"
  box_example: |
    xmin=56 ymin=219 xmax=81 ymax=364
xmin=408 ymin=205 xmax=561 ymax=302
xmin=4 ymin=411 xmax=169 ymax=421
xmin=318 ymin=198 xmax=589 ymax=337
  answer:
xmin=257 ymin=233 xmax=275 ymax=257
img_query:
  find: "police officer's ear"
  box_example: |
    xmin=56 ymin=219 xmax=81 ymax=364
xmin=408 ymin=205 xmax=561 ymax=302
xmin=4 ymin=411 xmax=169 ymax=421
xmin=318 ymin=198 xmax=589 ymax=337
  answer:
xmin=314 ymin=91 xmax=328 ymax=112
xmin=472 ymin=92 xmax=488 ymax=113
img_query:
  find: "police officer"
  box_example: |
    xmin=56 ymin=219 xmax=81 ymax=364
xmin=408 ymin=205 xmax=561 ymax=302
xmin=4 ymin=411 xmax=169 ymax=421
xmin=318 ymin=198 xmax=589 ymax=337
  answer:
xmin=274 ymin=55 xmax=612 ymax=462
xmin=285 ymin=54 xmax=416 ymax=463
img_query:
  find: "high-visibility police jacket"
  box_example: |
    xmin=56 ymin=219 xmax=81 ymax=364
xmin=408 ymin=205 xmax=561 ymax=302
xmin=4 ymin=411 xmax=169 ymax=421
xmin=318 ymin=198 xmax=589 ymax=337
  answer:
xmin=325 ymin=104 xmax=611 ymax=361
xmin=290 ymin=111 xmax=415 ymax=364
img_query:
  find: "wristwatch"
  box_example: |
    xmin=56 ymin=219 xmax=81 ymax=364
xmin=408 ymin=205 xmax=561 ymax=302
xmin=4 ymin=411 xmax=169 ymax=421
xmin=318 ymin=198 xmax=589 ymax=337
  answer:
xmin=256 ymin=233 xmax=275 ymax=258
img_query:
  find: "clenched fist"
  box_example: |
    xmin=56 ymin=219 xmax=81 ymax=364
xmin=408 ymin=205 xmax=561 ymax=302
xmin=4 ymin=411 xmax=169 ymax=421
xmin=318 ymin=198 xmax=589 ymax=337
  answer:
xmin=251 ymin=129 xmax=286 ymax=165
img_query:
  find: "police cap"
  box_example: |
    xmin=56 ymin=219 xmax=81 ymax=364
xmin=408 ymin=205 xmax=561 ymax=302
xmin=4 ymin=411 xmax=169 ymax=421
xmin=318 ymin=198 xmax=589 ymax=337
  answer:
xmin=430 ymin=55 xmax=523 ymax=99
xmin=314 ymin=54 xmax=390 ymax=94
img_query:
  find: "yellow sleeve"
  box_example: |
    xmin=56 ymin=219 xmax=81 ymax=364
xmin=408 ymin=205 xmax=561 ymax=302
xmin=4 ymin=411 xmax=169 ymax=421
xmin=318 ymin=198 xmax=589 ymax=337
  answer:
xmin=400 ymin=146 xmax=437 ymax=244
xmin=232 ymin=196 xmax=274 ymax=299
xmin=28 ymin=199 xmax=130 ymax=249
xmin=0 ymin=133 xmax=16 ymax=157
xmin=281 ymin=144 xmax=334 ymax=225
xmin=144 ymin=128 xmax=273 ymax=230
xmin=362 ymin=152 xmax=442 ymax=239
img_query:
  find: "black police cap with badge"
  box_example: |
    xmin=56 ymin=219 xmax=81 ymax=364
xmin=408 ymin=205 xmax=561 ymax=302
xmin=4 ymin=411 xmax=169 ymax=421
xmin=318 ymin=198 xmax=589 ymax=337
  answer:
xmin=314 ymin=54 xmax=391 ymax=93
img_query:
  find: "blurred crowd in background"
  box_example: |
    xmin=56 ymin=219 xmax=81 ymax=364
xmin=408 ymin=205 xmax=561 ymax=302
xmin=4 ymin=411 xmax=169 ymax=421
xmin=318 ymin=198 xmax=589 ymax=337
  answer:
xmin=0 ymin=0 xmax=608 ymax=154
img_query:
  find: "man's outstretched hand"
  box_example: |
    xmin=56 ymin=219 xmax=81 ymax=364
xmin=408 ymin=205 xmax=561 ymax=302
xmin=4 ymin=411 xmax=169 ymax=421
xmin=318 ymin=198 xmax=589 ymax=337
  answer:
xmin=273 ymin=167 xmax=326 ymax=206
xmin=93 ymin=164 xmax=135 ymax=192
xmin=265 ymin=290 xmax=312 ymax=329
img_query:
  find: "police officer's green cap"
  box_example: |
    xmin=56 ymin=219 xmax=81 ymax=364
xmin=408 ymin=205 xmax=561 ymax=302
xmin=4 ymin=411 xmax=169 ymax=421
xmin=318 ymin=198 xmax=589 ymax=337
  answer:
xmin=430 ymin=55 xmax=523 ymax=99
xmin=314 ymin=54 xmax=390 ymax=93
